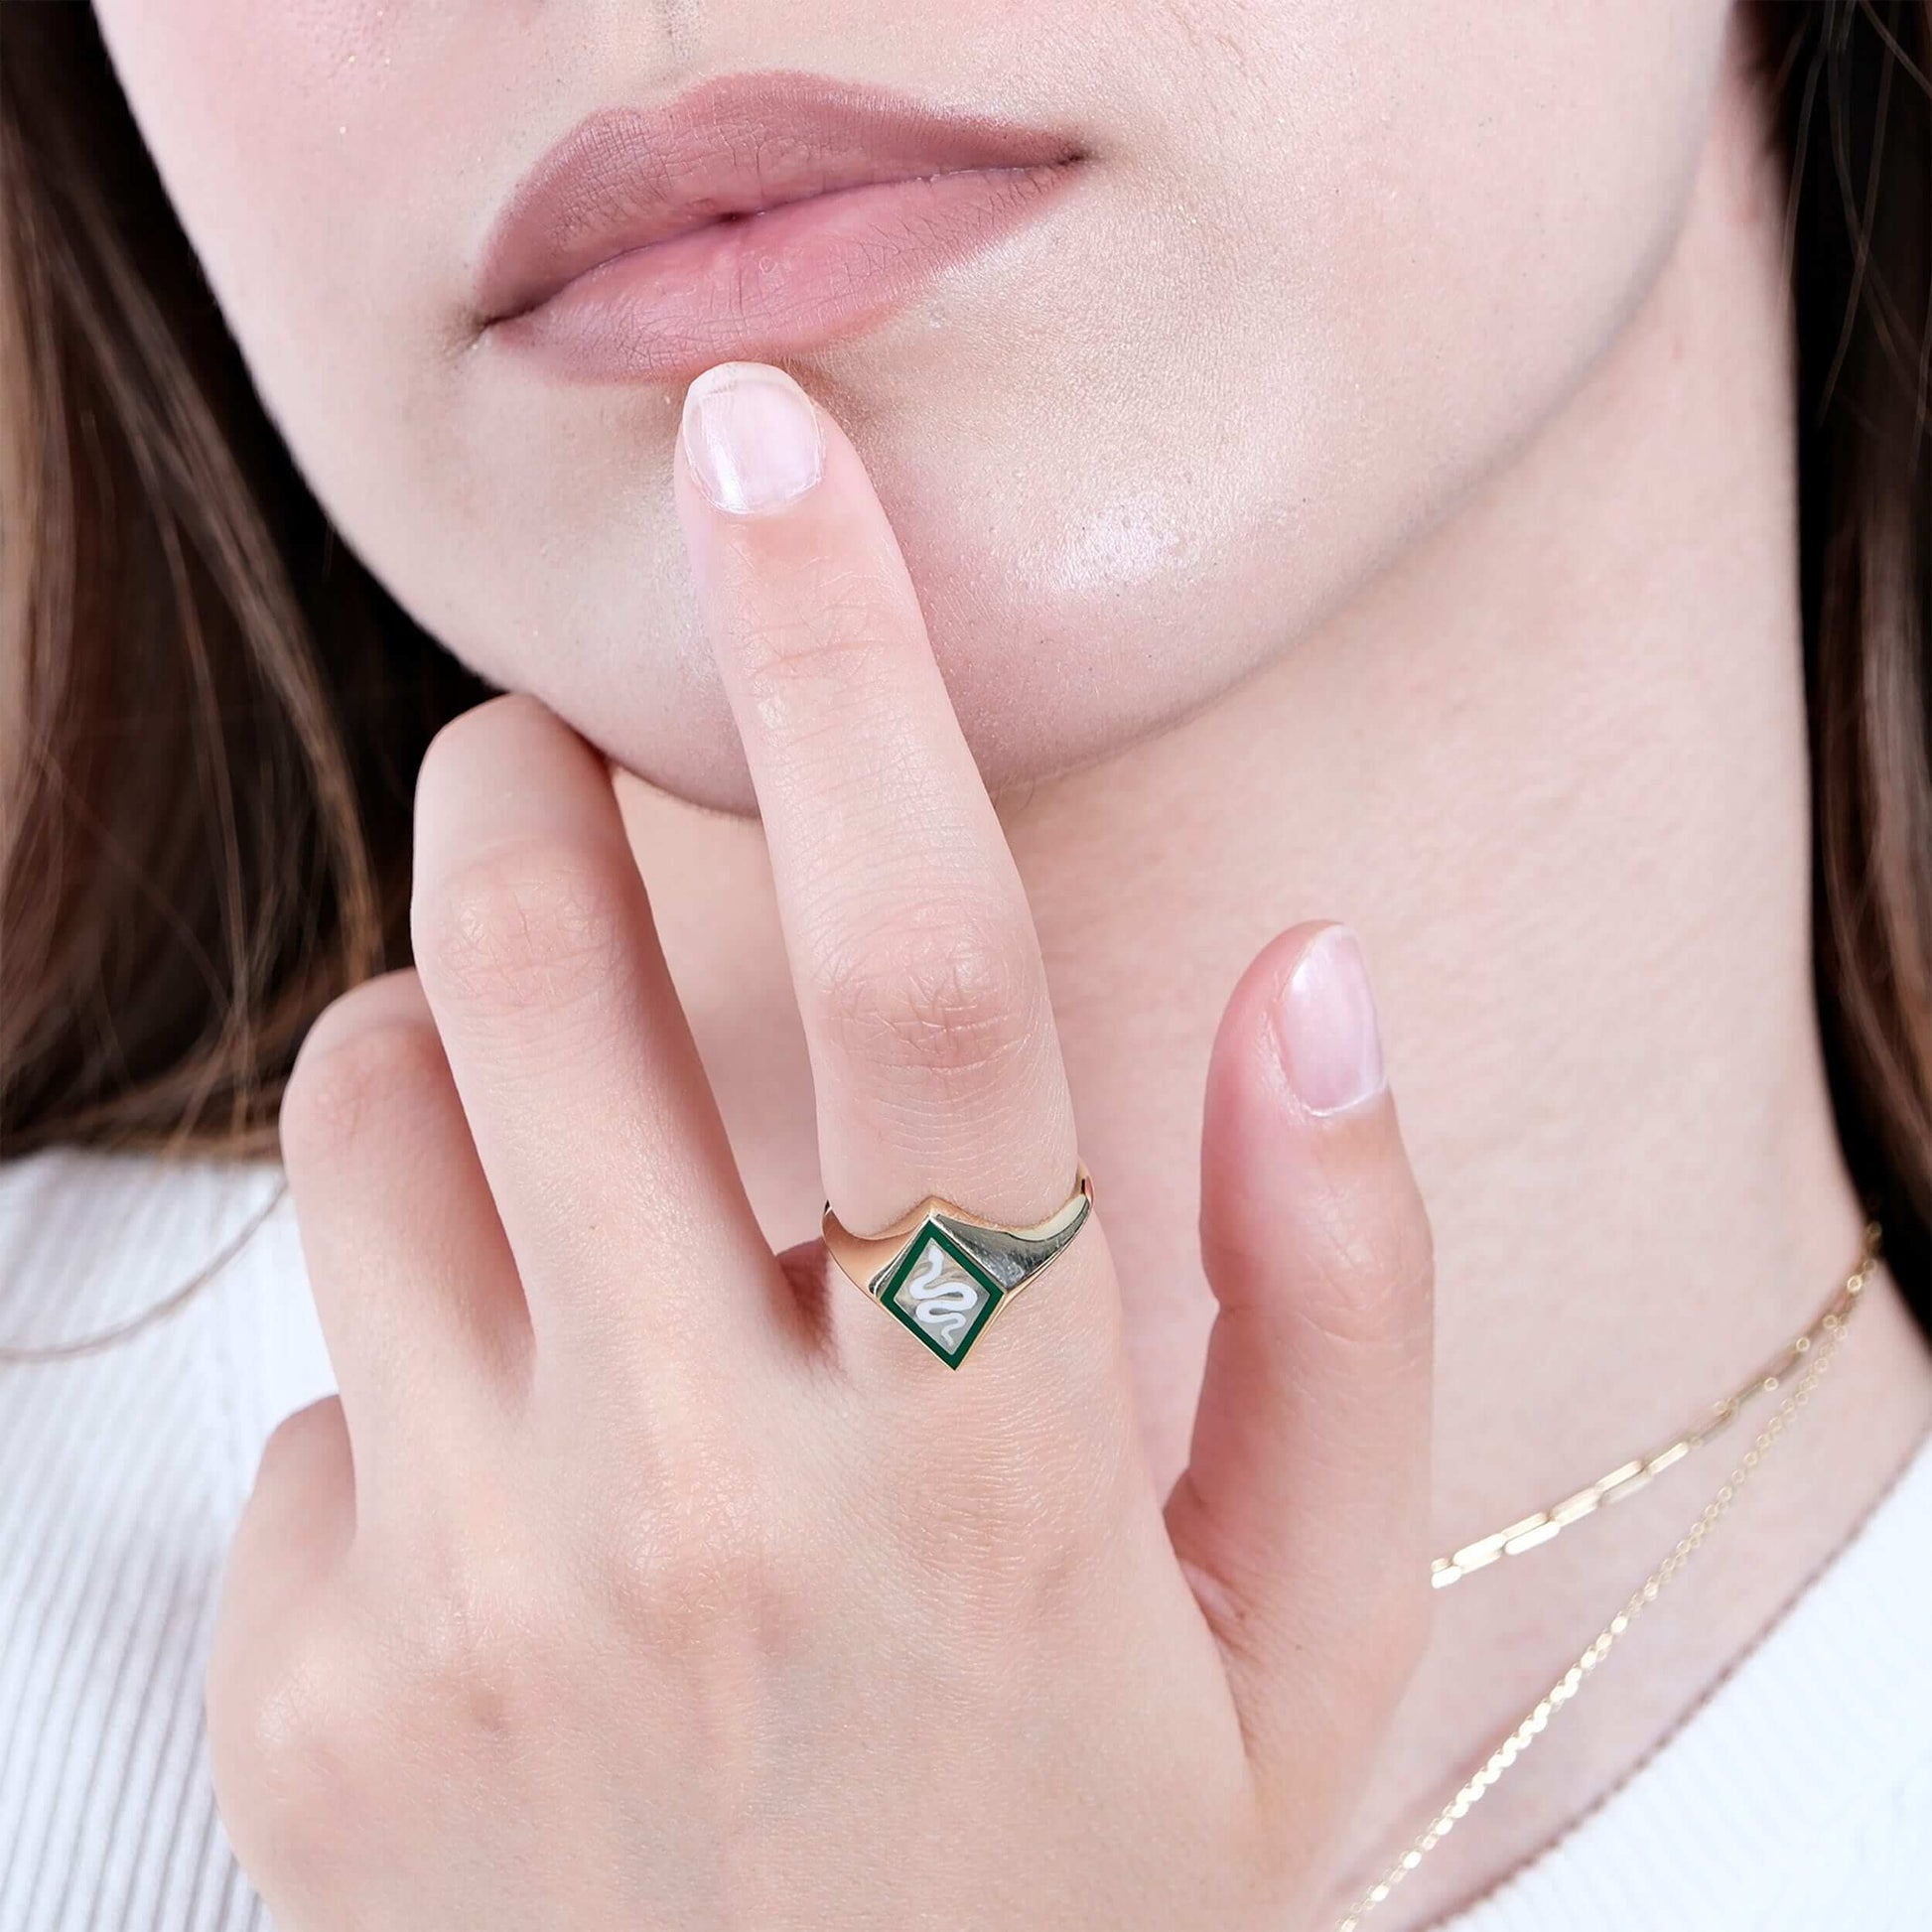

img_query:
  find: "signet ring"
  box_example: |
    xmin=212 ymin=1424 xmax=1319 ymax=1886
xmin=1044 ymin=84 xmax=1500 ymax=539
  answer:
xmin=821 ymin=1164 xmax=1096 ymax=1368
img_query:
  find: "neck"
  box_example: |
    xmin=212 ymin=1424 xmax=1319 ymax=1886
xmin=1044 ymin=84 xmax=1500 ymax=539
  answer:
xmin=616 ymin=56 xmax=1932 ymax=1924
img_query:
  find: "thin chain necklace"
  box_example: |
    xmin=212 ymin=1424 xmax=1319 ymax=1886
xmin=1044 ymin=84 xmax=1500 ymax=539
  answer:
xmin=1336 ymin=1223 xmax=1880 ymax=1932
xmin=1428 ymin=1231 xmax=1877 ymax=1586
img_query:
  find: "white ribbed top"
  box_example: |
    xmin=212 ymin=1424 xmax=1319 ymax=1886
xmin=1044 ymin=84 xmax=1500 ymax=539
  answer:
xmin=2 ymin=1146 xmax=1928 ymax=1932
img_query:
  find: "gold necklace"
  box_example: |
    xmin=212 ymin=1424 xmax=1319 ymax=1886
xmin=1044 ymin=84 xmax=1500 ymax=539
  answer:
xmin=1429 ymin=1224 xmax=1881 ymax=1587
xmin=1338 ymin=1223 xmax=1880 ymax=1932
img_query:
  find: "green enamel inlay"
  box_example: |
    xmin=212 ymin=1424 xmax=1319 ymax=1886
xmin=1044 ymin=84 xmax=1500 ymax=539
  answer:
xmin=875 ymin=1220 xmax=1006 ymax=1367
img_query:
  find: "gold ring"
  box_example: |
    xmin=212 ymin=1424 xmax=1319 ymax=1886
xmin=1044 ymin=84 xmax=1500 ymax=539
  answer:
xmin=821 ymin=1163 xmax=1096 ymax=1368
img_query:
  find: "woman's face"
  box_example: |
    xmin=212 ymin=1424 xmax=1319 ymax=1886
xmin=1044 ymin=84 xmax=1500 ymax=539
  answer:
xmin=93 ymin=1 xmax=1731 ymax=812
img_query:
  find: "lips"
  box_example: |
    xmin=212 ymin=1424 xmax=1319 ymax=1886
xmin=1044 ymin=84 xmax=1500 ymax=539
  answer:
xmin=472 ymin=70 xmax=1085 ymax=382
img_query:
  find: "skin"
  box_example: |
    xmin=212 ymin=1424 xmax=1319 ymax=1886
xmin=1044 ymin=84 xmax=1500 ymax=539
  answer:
xmin=96 ymin=0 xmax=1721 ymax=809
xmin=87 ymin=1 xmax=1932 ymax=1926
xmin=211 ymin=388 xmax=1434 ymax=1930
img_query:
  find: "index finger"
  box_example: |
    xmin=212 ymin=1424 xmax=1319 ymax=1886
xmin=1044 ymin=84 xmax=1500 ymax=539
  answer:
xmin=672 ymin=361 xmax=1094 ymax=1375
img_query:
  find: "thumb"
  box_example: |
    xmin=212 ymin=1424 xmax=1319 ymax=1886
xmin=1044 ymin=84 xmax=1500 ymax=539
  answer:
xmin=1166 ymin=921 xmax=1435 ymax=1814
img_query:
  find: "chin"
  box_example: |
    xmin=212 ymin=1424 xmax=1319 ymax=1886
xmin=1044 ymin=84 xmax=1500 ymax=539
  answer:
xmin=432 ymin=407 xmax=1278 ymax=819
xmin=510 ymin=585 xmax=1224 ymax=822
xmin=599 ymin=518 xmax=1295 ymax=821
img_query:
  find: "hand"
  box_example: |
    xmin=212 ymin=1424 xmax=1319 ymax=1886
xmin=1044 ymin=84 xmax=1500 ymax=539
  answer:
xmin=208 ymin=361 xmax=1436 ymax=1931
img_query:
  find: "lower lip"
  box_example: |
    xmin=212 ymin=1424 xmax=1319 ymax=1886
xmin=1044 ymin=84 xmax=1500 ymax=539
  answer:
xmin=484 ymin=162 xmax=1076 ymax=382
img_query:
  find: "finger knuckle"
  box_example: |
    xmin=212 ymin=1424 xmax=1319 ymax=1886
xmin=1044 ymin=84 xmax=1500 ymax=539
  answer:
xmin=415 ymin=835 xmax=630 ymax=1019
xmin=811 ymin=899 xmax=1041 ymax=1087
xmin=1296 ymin=1178 xmax=1436 ymax=1358
xmin=280 ymin=989 xmax=447 ymax=1175
xmin=584 ymin=1409 xmax=787 ymax=1638
xmin=608 ymin=1476 xmax=768 ymax=1633
xmin=912 ymin=1427 xmax=1126 ymax=1610
xmin=393 ymin=1541 xmax=536 ymax=1743
xmin=208 ymin=1617 xmax=376 ymax=1884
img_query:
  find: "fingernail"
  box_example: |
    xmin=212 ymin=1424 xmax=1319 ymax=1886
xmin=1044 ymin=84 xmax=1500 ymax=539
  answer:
xmin=680 ymin=362 xmax=825 ymax=516
xmin=1272 ymin=925 xmax=1387 ymax=1116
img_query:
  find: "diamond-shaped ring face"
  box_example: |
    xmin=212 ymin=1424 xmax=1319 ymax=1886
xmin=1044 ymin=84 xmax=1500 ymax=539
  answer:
xmin=876 ymin=1222 xmax=1005 ymax=1367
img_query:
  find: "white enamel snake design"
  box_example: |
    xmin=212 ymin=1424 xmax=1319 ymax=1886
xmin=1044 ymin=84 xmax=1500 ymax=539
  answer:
xmin=898 ymin=1243 xmax=981 ymax=1347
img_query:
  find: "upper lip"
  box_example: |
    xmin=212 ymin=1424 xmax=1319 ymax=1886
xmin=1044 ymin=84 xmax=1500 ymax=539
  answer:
xmin=474 ymin=69 xmax=1085 ymax=328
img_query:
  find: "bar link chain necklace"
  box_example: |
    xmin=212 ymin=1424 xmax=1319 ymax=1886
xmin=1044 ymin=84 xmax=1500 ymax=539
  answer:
xmin=1333 ymin=1221 xmax=1881 ymax=1931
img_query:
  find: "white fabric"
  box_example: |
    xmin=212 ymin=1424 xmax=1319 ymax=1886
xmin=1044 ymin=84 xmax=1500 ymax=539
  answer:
xmin=2 ymin=1146 xmax=1927 ymax=1931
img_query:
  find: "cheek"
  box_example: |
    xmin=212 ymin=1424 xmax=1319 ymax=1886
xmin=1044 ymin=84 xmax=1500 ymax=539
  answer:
xmin=91 ymin=0 xmax=460 ymax=445
xmin=95 ymin=1 xmax=412 ymax=253
xmin=89 ymin=0 xmax=568 ymax=699
xmin=1151 ymin=0 xmax=1733 ymax=609
xmin=825 ymin=0 xmax=1736 ymax=764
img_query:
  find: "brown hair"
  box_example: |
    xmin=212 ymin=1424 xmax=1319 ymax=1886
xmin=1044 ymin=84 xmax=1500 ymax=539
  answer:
xmin=1 ymin=6 xmax=1927 ymax=1320
xmin=0 ymin=6 xmax=485 ymax=1162
xmin=1753 ymin=0 xmax=1932 ymax=1308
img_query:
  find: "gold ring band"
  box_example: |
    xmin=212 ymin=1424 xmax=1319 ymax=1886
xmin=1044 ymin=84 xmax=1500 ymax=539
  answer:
xmin=822 ymin=1163 xmax=1096 ymax=1367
